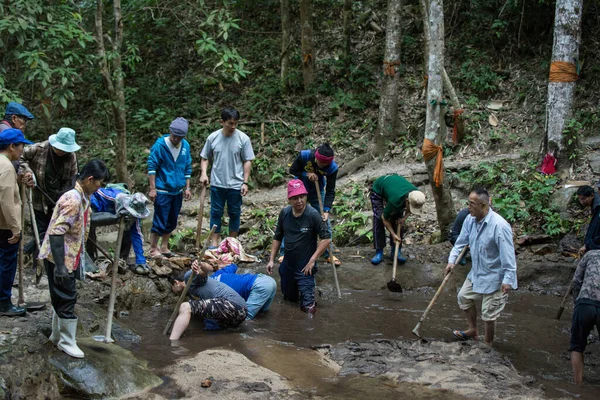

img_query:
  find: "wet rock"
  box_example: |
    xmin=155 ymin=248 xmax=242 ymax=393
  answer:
xmin=328 ymin=340 xmax=545 ymax=399
xmin=119 ymin=276 xmax=166 ymax=309
xmin=589 ymin=153 xmax=600 ymax=175
xmin=151 ymin=263 xmax=173 ymax=277
xmin=583 ymin=136 xmax=600 ymax=150
xmin=531 ymin=244 xmax=555 ymax=255
xmin=164 ymin=349 xmax=300 ymax=399
xmin=165 ymin=256 xmax=191 ymax=270
xmin=48 ymin=337 xmax=162 ymax=398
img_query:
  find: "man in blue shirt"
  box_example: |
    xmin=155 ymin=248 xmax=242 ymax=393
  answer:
xmin=286 ymin=143 xmax=340 ymax=266
xmin=445 ymin=188 xmax=517 ymax=346
xmin=207 ymin=262 xmax=276 ymax=320
xmin=147 ymin=117 xmax=192 ymax=259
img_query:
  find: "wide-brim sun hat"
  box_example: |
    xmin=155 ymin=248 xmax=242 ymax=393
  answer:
xmin=48 ymin=127 xmax=81 ymax=153
xmin=116 ymin=192 xmax=151 ymax=219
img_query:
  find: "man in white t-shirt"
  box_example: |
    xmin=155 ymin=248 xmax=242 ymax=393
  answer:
xmin=200 ymin=108 xmax=255 ymax=247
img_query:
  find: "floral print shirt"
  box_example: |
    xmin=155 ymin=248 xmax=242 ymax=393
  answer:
xmin=39 ymin=182 xmax=90 ymax=272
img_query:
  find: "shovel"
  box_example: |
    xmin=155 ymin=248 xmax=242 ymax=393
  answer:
xmin=314 ymin=182 xmax=342 ymax=298
xmin=164 ymin=225 xmax=217 ymax=336
xmin=386 ymin=225 xmax=403 ymax=292
xmin=26 ymin=187 xmax=44 ymax=284
xmin=93 ymin=216 xmax=126 ymax=343
xmin=412 ymin=246 xmax=469 ymax=339
xmin=555 ymin=276 xmax=575 ymax=320
xmin=195 ymin=183 xmax=208 ymax=248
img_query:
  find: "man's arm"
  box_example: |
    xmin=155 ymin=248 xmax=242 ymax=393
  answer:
xmin=381 ymin=214 xmax=401 ymax=243
xmin=323 ymin=169 xmax=337 ymax=212
xmin=241 ymin=160 xmax=251 ymax=196
xmin=200 ymin=158 xmax=210 ymax=185
xmin=498 ymin=224 xmax=518 ymax=291
xmin=289 ymin=153 xmax=306 ymax=178
xmin=572 ymin=254 xmax=587 ymax=301
xmin=266 ymin=239 xmax=282 ymax=275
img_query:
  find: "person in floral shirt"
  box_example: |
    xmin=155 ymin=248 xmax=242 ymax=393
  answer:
xmin=39 ymin=160 xmax=110 ymax=358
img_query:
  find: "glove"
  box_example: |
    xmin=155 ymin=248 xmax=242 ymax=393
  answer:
xmin=91 ymin=212 xmax=119 ymax=228
xmin=49 ymin=235 xmax=68 ymax=286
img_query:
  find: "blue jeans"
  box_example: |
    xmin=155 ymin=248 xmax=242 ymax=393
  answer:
xmin=245 ymin=274 xmax=277 ymax=320
xmin=281 ymin=192 xmax=332 ymax=258
xmin=210 ymin=186 xmax=242 ymax=233
xmin=151 ymin=192 xmax=183 ymax=235
xmin=0 ymin=230 xmax=19 ymax=302
xmin=279 ymin=259 xmax=317 ymax=308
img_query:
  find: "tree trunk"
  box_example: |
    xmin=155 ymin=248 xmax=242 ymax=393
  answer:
xmin=545 ymin=0 xmax=583 ymax=160
xmin=94 ymin=0 xmax=129 ymax=184
xmin=342 ymin=0 xmax=352 ymax=60
xmin=374 ymin=0 xmax=402 ymax=153
xmin=299 ymin=0 xmax=314 ymax=92
xmin=424 ymin=0 xmax=455 ymax=240
xmin=280 ymin=0 xmax=291 ymax=91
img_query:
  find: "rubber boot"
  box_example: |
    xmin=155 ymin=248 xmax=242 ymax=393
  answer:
xmin=49 ymin=309 xmax=59 ymax=344
xmin=57 ymin=317 xmax=84 ymax=358
xmin=371 ymin=249 xmax=384 ymax=265
xmin=0 ymin=300 xmax=26 ymax=317
xmin=394 ymin=249 xmax=407 ymax=265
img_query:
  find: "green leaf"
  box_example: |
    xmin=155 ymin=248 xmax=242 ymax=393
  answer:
xmin=59 ymin=97 xmax=67 ymax=109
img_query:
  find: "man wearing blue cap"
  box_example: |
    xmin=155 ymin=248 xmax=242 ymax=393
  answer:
xmin=0 ymin=102 xmax=35 ymax=134
xmin=148 ymin=117 xmax=192 ymax=259
xmin=0 ymin=128 xmax=33 ymax=316
xmin=19 ymin=128 xmax=80 ymax=259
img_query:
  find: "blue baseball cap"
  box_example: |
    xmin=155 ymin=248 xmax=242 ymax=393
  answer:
xmin=0 ymin=128 xmax=34 ymax=146
xmin=4 ymin=102 xmax=34 ymax=120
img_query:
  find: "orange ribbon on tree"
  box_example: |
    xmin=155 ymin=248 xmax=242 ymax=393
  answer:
xmin=383 ymin=60 xmax=401 ymax=77
xmin=303 ymin=53 xmax=313 ymax=64
xmin=422 ymin=138 xmax=444 ymax=187
xmin=549 ymin=61 xmax=578 ymax=83
xmin=452 ymin=108 xmax=464 ymax=145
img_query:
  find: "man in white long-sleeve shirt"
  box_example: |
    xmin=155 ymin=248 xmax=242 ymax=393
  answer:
xmin=445 ymin=188 xmax=517 ymax=346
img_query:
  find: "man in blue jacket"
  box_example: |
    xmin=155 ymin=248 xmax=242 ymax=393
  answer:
xmin=287 ymin=143 xmax=340 ymax=266
xmin=208 ymin=262 xmax=276 ymax=320
xmin=148 ymin=117 xmax=192 ymax=259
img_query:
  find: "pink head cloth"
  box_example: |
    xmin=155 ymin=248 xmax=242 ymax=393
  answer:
xmin=315 ymin=149 xmax=334 ymax=164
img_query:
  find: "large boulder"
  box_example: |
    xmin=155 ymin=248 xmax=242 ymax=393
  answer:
xmin=48 ymin=338 xmax=163 ymax=399
xmin=548 ymin=186 xmax=578 ymax=214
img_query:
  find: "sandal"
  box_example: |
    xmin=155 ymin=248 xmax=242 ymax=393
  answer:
xmin=325 ymin=255 xmax=342 ymax=267
xmin=452 ymin=330 xmax=478 ymax=341
xmin=161 ymin=251 xmax=176 ymax=258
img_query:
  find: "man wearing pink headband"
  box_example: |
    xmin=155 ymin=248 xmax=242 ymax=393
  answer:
xmin=285 ymin=143 xmax=341 ymax=266
xmin=266 ymin=179 xmax=331 ymax=314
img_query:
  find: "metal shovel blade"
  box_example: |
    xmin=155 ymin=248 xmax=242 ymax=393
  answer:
xmin=92 ymin=335 xmax=114 ymax=343
xmin=386 ymin=279 xmax=403 ymax=293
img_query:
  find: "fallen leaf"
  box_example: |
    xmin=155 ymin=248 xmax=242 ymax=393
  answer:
xmin=486 ymin=100 xmax=503 ymax=110
xmin=488 ymin=113 xmax=499 ymax=127
xmin=201 ymin=379 xmax=212 ymax=388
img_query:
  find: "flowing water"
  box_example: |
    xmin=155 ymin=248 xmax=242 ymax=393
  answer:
xmin=122 ymin=289 xmax=599 ymax=399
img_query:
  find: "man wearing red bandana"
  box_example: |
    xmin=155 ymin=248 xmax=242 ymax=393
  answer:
xmin=287 ymin=143 xmax=340 ymax=266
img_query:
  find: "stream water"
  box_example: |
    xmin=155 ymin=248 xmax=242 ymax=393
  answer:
xmin=122 ymin=289 xmax=599 ymax=399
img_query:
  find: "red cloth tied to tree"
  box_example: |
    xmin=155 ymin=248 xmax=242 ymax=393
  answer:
xmin=452 ymin=109 xmax=464 ymax=145
xmin=422 ymin=138 xmax=444 ymax=187
xmin=538 ymin=152 xmax=557 ymax=175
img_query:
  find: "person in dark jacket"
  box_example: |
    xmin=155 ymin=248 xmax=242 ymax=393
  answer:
xmin=577 ymin=185 xmax=600 ymax=256
xmin=286 ymin=143 xmax=340 ymax=265
xmin=147 ymin=117 xmax=192 ymax=259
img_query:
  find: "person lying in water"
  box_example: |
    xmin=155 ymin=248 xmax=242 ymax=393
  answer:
xmin=169 ymin=260 xmax=247 ymax=340
xmin=206 ymin=262 xmax=276 ymax=320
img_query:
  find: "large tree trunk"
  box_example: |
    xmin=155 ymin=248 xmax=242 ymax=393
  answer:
xmin=94 ymin=0 xmax=129 ymax=184
xmin=280 ymin=0 xmax=291 ymax=91
xmin=342 ymin=0 xmax=352 ymax=60
xmin=374 ymin=0 xmax=402 ymax=153
xmin=299 ymin=0 xmax=314 ymax=92
xmin=424 ymin=0 xmax=455 ymax=240
xmin=545 ymin=0 xmax=583 ymax=162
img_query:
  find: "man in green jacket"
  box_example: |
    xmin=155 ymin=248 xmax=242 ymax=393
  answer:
xmin=369 ymin=174 xmax=425 ymax=265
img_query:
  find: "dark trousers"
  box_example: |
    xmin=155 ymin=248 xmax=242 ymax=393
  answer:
xmin=45 ymin=260 xmax=77 ymax=319
xmin=279 ymin=260 xmax=317 ymax=308
xmin=0 ymin=230 xmax=19 ymax=302
xmin=24 ymin=209 xmax=53 ymax=255
xmin=210 ymin=186 xmax=243 ymax=234
xmin=370 ymin=191 xmax=405 ymax=251
xmin=86 ymin=225 xmax=132 ymax=262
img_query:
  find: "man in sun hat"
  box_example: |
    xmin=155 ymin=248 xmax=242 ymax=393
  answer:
xmin=19 ymin=127 xmax=80 ymax=259
xmin=87 ymin=190 xmax=152 ymax=274
xmin=0 ymin=102 xmax=35 ymax=134
xmin=0 ymin=128 xmax=33 ymax=316
xmin=369 ymin=174 xmax=426 ymax=265
xmin=266 ymin=179 xmax=331 ymax=314
xmin=148 ymin=117 xmax=192 ymax=259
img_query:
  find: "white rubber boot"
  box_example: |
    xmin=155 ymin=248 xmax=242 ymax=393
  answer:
xmin=48 ymin=309 xmax=59 ymax=345
xmin=57 ymin=317 xmax=84 ymax=358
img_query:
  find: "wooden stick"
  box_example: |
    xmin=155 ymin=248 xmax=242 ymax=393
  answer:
xmin=103 ymin=217 xmax=126 ymax=343
xmin=314 ymin=182 xmax=342 ymax=298
xmin=412 ymin=246 xmax=469 ymax=338
xmin=164 ymin=225 xmax=217 ymax=336
xmin=556 ymin=278 xmax=575 ymax=320
xmin=17 ymin=184 xmax=26 ymax=305
xmin=195 ymin=184 xmax=208 ymax=248
xmin=26 ymin=188 xmax=43 ymax=281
